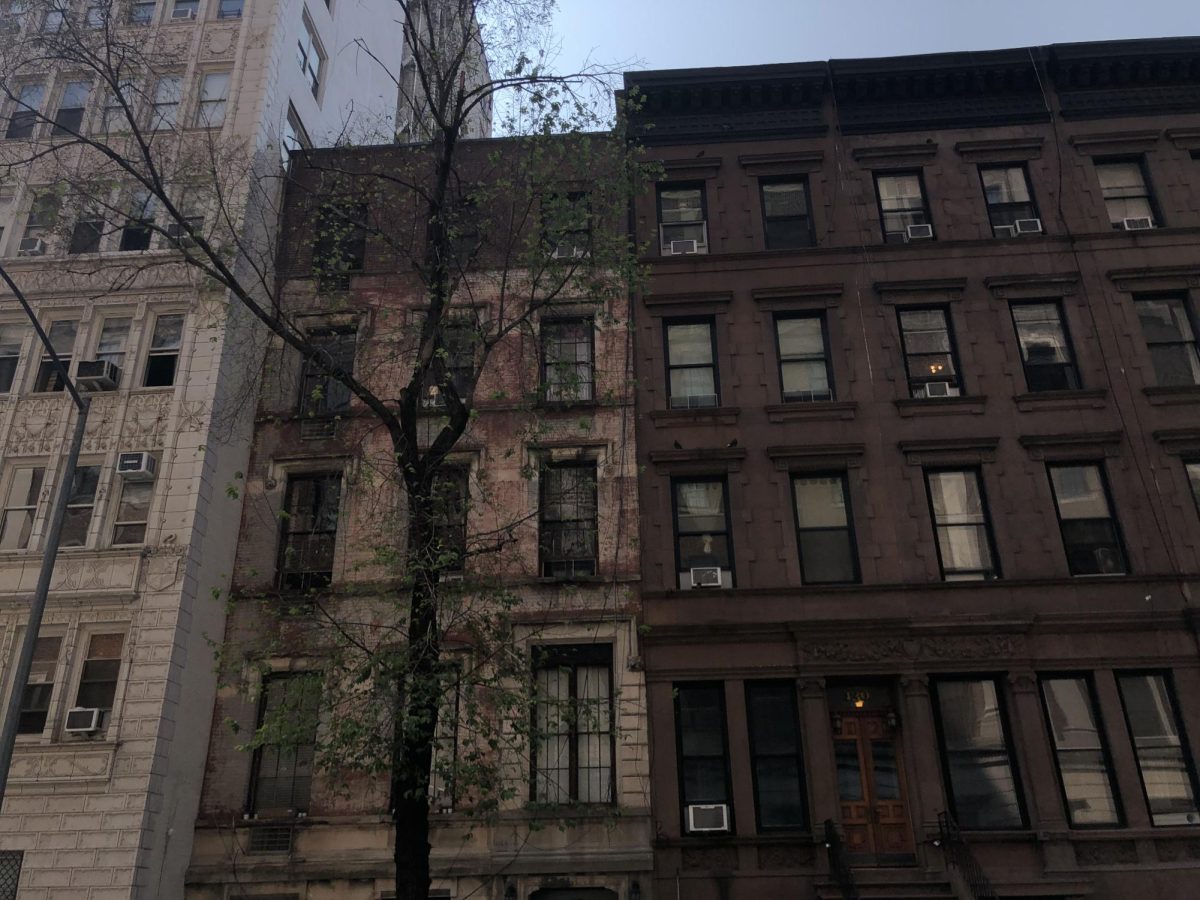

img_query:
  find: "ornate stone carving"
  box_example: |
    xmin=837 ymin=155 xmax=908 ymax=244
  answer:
xmin=681 ymin=845 xmax=738 ymax=871
xmin=122 ymin=393 xmax=172 ymax=448
xmin=797 ymin=635 xmax=1020 ymax=664
xmin=178 ymin=400 xmax=209 ymax=433
xmin=201 ymin=24 xmax=237 ymax=58
xmin=82 ymin=398 xmax=119 ymax=452
xmin=1074 ymin=840 xmax=1138 ymax=866
xmin=7 ymin=398 xmax=64 ymax=455
xmin=10 ymin=743 xmax=115 ymax=784
xmin=756 ymin=844 xmax=813 ymax=869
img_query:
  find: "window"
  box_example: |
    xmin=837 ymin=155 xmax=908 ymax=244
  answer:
xmin=61 ymin=465 xmax=101 ymax=547
xmin=6 ymin=83 xmax=44 ymax=139
xmin=278 ymin=473 xmax=341 ymax=590
xmin=0 ymin=0 xmax=27 ymax=31
xmin=745 ymin=681 xmax=806 ymax=830
xmin=760 ymin=178 xmax=813 ymax=249
xmin=170 ymin=0 xmax=196 ymax=16
xmin=430 ymin=466 xmax=468 ymax=571
xmin=40 ymin=3 xmax=64 ymax=31
xmin=898 ymin=307 xmax=961 ymax=399
xmin=1048 ymin=464 xmax=1126 ymax=576
xmin=128 ymin=0 xmax=155 ymax=23
xmin=143 ymin=313 xmax=184 ymax=387
xmin=540 ymin=319 xmax=593 ymax=404
xmin=543 ymin=191 xmax=591 ymax=257
xmin=280 ymin=105 xmax=308 ymax=166
xmin=532 ymin=645 xmax=613 ymax=805
xmin=217 ymin=0 xmax=241 ymax=17
xmin=925 ymin=469 xmax=999 ymax=581
xmin=68 ymin=207 xmax=104 ymax=254
xmin=72 ymin=632 xmax=124 ymax=734
xmin=665 ymin=319 xmax=718 ymax=409
xmin=298 ymin=327 xmax=354 ymax=416
xmin=980 ymin=165 xmax=1038 ymax=236
xmin=792 ymin=474 xmax=857 ymax=584
xmin=1010 ymin=302 xmax=1080 ymax=391
xmin=775 ymin=314 xmax=832 ymax=402
xmin=538 ymin=462 xmax=597 ymax=579
xmin=0 ymin=467 xmax=43 ymax=550
xmin=149 ymin=76 xmax=182 ymax=130
xmin=250 ymin=674 xmax=319 ymax=815
xmin=195 ymin=72 xmax=230 ymax=127
xmin=933 ymin=678 xmax=1025 ymax=830
xmin=875 ymin=172 xmax=931 ymax=242
xmin=1095 ymin=159 xmax=1156 ymax=228
xmin=673 ymin=478 xmax=733 ymax=589
xmin=20 ymin=192 xmax=57 ymax=254
xmin=0 ymin=324 xmax=24 ymax=392
xmin=1134 ymin=295 xmax=1200 ymax=387
xmin=657 ymin=183 xmax=707 ymax=254
xmin=1117 ymin=672 xmax=1200 ymax=826
xmin=311 ymin=201 xmax=366 ymax=289
xmin=1187 ymin=461 xmax=1200 ymax=515
xmin=33 ymin=320 xmax=77 ymax=392
xmin=1040 ymin=676 xmax=1121 ymax=827
xmin=297 ymin=15 xmax=324 ymax=97
xmin=84 ymin=2 xmax=107 ymax=26
xmin=0 ymin=191 xmax=10 ymax=248
xmin=52 ymin=81 xmax=90 ymax=136
xmin=420 ymin=319 xmax=475 ymax=409
xmin=101 ymin=82 xmax=134 ymax=133
xmin=675 ymin=683 xmax=730 ymax=831
xmin=94 ymin=317 xmax=131 ymax=374
xmin=119 ymin=190 xmax=155 ymax=252
xmin=17 ymin=635 xmax=61 ymax=735
xmin=112 ymin=473 xmax=154 ymax=544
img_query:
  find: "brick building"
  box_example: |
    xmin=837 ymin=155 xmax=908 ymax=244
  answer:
xmin=626 ymin=37 xmax=1200 ymax=900
xmin=184 ymin=138 xmax=650 ymax=899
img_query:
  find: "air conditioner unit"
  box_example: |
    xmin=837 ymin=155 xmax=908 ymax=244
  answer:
xmin=685 ymin=803 xmax=730 ymax=833
xmin=63 ymin=707 xmax=102 ymax=734
xmin=992 ymin=224 xmax=1017 ymax=239
xmin=1015 ymin=217 xmax=1043 ymax=235
xmin=905 ymin=223 xmax=934 ymax=241
xmin=920 ymin=381 xmax=957 ymax=399
xmin=1122 ymin=216 xmax=1154 ymax=231
xmin=116 ymin=451 xmax=157 ymax=480
xmin=76 ymin=359 xmax=121 ymax=391
xmin=171 ymin=6 xmax=196 ymax=16
xmin=689 ymin=566 xmax=723 ymax=589
xmin=668 ymin=239 xmax=699 ymax=255
xmin=17 ymin=237 xmax=46 ymax=256
xmin=551 ymin=242 xmax=587 ymax=260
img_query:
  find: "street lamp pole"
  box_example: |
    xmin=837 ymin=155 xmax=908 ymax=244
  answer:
xmin=0 ymin=265 xmax=91 ymax=811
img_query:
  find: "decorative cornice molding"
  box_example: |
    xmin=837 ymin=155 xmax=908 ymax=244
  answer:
xmin=1107 ymin=265 xmax=1200 ymax=293
xmin=875 ymin=278 xmax=968 ymax=301
xmin=899 ymin=437 xmax=1001 ymax=466
xmin=642 ymin=291 xmax=733 ymax=310
xmin=1018 ymin=431 xmax=1124 ymax=460
xmin=648 ymin=447 xmax=747 ymax=474
xmin=954 ymin=137 xmax=1045 ymax=160
xmin=765 ymin=443 xmax=865 ymax=471
xmin=751 ymin=283 xmax=843 ymax=305
xmin=985 ymin=272 xmax=1081 ymax=298
xmin=737 ymin=150 xmax=825 ymax=173
xmin=1068 ymin=130 xmax=1162 ymax=154
xmin=1152 ymin=428 xmax=1200 ymax=456
xmin=850 ymin=143 xmax=939 ymax=163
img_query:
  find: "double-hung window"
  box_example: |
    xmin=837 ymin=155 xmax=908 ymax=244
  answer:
xmin=217 ymin=0 xmax=241 ymax=18
xmin=119 ymin=190 xmax=156 ymax=251
xmin=6 ymin=83 xmax=45 ymax=139
xmin=792 ymin=474 xmax=858 ymax=584
xmin=1047 ymin=464 xmax=1127 ymax=576
xmin=898 ymin=307 xmax=961 ymax=399
xmin=875 ymin=172 xmax=931 ymax=243
xmin=144 ymin=314 xmax=184 ymax=386
xmin=1117 ymin=672 xmax=1200 ymax=826
xmin=1039 ymin=676 xmax=1121 ymax=827
xmin=150 ymin=76 xmax=182 ymax=130
xmin=312 ymin=201 xmax=367 ymax=289
xmin=278 ymin=472 xmax=341 ymax=590
xmin=0 ymin=324 xmax=24 ymax=392
xmin=925 ymin=469 xmax=999 ymax=581
xmin=299 ymin=327 xmax=355 ymax=416
xmin=775 ymin=314 xmax=833 ymax=402
xmin=1134 ymin=294 xmax=1200 ymax=387
xmin=543 ymin=191 xmax=591 ymax=258
xmin=760 ymin=178 xmax=813 ymax=249
xmin=112 ymin=468 xmax=155 ymax=545
xmin=128 ymin=0 xmax=155 ymax=24
xmin=1096 ymin=159 xmax=1157 ymax=228
xmin=532 ymin=645 xmax=613 ymax=805
xmin=73 ymin=633 xmax=125 ymax=734
xmin=419 ymin=319 xmax=475 ymax=409
xmin=933 ymin=678 xmax=1025 ymax=829
xmin=665 ymin=319 xmax=718 ymax=409
xmin=52 ymin=81 xmax=90 ymax=136
xmin=250 ymin=674 xmax=320 ymax=815
xmin=195 ymin=72 xmax=230 ymax=127
xmin=61 ymin=465 xmax=102 ymax=547
xmin=0 ymin=467 xmax=44 ymax=550
xmin=657 ymin=183 xmax=707 ymax=255
xmin=1010 ymin=302 xmax=1080 ymax=391
xmin=980 ymin=166 xmax=1039 ymax=236
xmin=101 ymin=82 xmax=134 ymax=133
xmin=540 ymin=319 xmax=594 ymax=404
xmin=297 ymin=15 xmax=324 ymax=97
xmin=17 ymin=635 xmax=62 ymax=735
xmin=21 ymin=193 xmax=58 ymax=254
xmin=33 ymin=320 xmax=77 ymax=392
xmin=676 ymin=683 xmax=731 ymax=832
xmin=170 ymin=0 xmax=196 ymax=17
xmin=69 ymin=206 xmax=105 ymax=254
xmin=430 ymin=466 xmax=468 ymax=571
xmin=673 ymin=478 xmax=733 ymax=589
xmin=94 ymin=317 xmax=131 ymax=378
xmin=745 ymin=681 xmax=806 ymax=830
xmin=538 ymin=462 xmax=597 ymax=579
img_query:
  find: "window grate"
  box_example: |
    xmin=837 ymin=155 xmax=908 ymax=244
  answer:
xmin=0 ymin=850 xmax=22 ymax=900
xmin=246 ymin=825 xmax=294 ymax=854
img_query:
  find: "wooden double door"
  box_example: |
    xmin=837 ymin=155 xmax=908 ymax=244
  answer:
xmin=833 ymin=711 xmax=916 ymax=862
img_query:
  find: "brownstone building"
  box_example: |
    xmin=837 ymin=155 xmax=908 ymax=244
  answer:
xmin=626 ymin=37 xmax=1200 ymax=900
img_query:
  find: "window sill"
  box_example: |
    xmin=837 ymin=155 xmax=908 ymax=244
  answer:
xmin=894 ymin=396 xmax=987 ymax=417
xmin=649 ymin=406 xmax=739 ymax=428
xmin=534 ymin=574 xmax=604 ymax=585
xmin=1144 ymin=385 xmax=1200 ymax=406
xmin=765 ymin=401 xmax=856 ymax=423
xmin=536 ymin=399 xmax=600 ymax=413
xmin=1014 ymin=388 xmax=1107 ymax=412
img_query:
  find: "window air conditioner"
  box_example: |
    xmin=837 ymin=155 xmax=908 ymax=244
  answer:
xmin=551 ymin=242 xmax=587 ymax=260
xmin=905 ymin=223 xmax=934 ymax=241
xmin=1122 ymin=216 xmax=1154 ymax=231
xmin=685 ymin=803 xmax=730 ymax=833
xmin=689 ymin=566 xmax=723 ymax=589
xmin=116 ymin=451 xmax=157 ymax=480
xmin=1014 ymin=217 xmax=1043 ymax=235
xmin=992 ymin=224 xmax=1016 ymax=239
xmin=920 ymin=381 xmax=957 ymax=399
xmin=668 ymin=239 xmax=699 ymax=255
xmin=17 ymin=237 xmax=46 ymax=256
xmin=64 ymin=707 xmax=102 ymax=734
xmin=76 ymin=359 xmax=121 ymax=391
xmin=171 ymin=6 xmax=196 ymax=16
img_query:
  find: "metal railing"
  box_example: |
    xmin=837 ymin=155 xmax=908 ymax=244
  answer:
xmin=936 ymin=811 xmax=998 ymax=900
xmin=823 ymin=818 xmax=860 ymax=900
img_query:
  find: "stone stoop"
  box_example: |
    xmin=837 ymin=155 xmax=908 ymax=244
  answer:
xmin=816 ymin=867 xmax=956 ymax=900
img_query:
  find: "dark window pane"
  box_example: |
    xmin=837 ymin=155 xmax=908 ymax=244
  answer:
xmin=836 ymin=742 xmax=863 ymax=801
xmin=1118 ymin=673 xmax=1200 ymax=826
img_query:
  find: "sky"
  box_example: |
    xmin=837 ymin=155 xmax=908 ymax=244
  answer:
xmin=550 ymin=0 xmax=1198 ymax=75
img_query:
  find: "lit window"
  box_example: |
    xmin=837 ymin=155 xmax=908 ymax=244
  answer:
xmin=898 ymin=307 xmax=960 ymax=399
xmin=1047 ymin=463 xmax=1126 ymax=576
xmin=0 ymin=466 xmax=44 ymax=549
xmin=875 ymin=172 xmax=931 ymax=243
xmin=925 ymin=469 xmax=999 ymax=581
xmin=143 ymin=314 xmax=184 ymax=387
xmin=533 ymin=645 xmax=613 ymax=804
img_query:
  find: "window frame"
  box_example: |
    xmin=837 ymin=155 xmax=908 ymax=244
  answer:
xmin=1009 ymin=300 xmax=1082 ymax=392
xmin=110 ymin=471 xmax=156 ymax=546
xmin=896 ymin=305 xmax=963 ymax=399
xmin=68 ymin=631 xmax=126 ymax=736
xmin=664 ymin=317 xmax=719 ymax=410
xmin=0 ymin=465 xmax=45 ymax=551
xmin=15 ymin=631 xmax=64 ymax=738
xmin=874 ymin=169 xmax=933 ymax=243
xmin=51 ymin=80 xmax=90 ymax=137
xmin=216 ymin=0 xmax=241 ymax=17
xmin=60 ymin=463 xmax=103 ymax=549
xmin=759 ymin=176 xmax=815 ymax=250
xmin=539 ymin=317 xmax=595 ymax=406
xmin=194 ymin=71 xmax=231 ymax=128
xmin=656 ymin=181 xmax=708 ymax=255
xmin=1094 ymin=156 xmax=1160 ymax=229
xmin=297 ymin=325 xmax=356 ymax=416
xmin=774 ymin=312 xmax=834 ymax=403
xmin=744 ymin=680 xmax=808 ymax=832
xmin=149 ymin=75 xmax=183 ymax=131
xmin=674 ymin=681 xmax=733 ymax=834
xmin=978 ymin=164 xmax=1039 ymax=235
xmin=1046 ymin=462 xmax=1128 ymax=577
xmin=277 ymin=470 xmax=343 ymax=591
xmin=923 ymin=467 xmax=1001 ymax=581
xmin=32 ymin=319 xmax=78 ymax=393
xmin=1037 ymin=673 xmax=1124 ymax=829
xmin=430 ymin=464 xmax=469 ymax=572
xmin=537 ymin=460 xmax=598 ymax=580
xmin=0 ymin=322 xmax=26 ymax=393
xmin=297 ymin=13 xmax=325 ymax=98
xmin=791 ymin=471 xmax=859 ymax=585
xmin=247 ymin=672 xmax=320 ymax=816
xmin=142 ymin=313 xmax=185 ymax=388
xmin=671 ymin=475 xmax=735 ymax=589
xmin=5 ymin=83 xmax=46 ymax=140
xmin=1133 ymin=293 xmax=1200 ymax=388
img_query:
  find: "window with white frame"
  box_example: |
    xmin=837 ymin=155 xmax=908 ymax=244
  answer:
xmin=195 ymin=72 xmax=230 ymax=127
xmin=170 ymin=0 xmax=196 ymax=17
xmin=143 ymin=313 xmax=183 ymax=387
xmin=296 ymin=15 xmax=324 ymax=97
xmin=61 ymin=465 xmax=102 ymax=547
xmin=111 ymin=466 xmax=155 ymax=544
xmin=71 ymin=632 xmax=125 ymax=734
xmin=0 ymin=466 xmax=45 ymax=550
xmin=92 ymin=317 xmax=131 ymax=377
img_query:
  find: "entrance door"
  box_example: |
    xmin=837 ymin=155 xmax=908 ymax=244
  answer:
xmin=833 ymin=712 xmax=915 ymax=862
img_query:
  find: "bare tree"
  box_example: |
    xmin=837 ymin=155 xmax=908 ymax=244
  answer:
xmin=0 ymin=1 xmax=649 ymax=898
